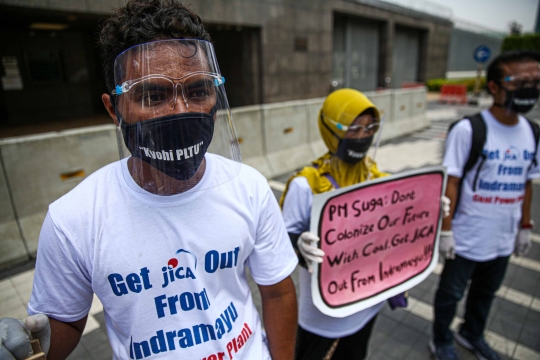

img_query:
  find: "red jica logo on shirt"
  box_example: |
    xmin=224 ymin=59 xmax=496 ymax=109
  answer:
xmin=161 ymin=249 xmax=197 ymax=288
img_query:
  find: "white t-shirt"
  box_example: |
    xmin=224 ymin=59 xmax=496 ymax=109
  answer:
xmin=28 ymin=154 xmax=298 ymax=360
xmin=444 ymin=109 xmax=540 ymax=261
xmin=282 ymin=176 xmax=383 ymax=338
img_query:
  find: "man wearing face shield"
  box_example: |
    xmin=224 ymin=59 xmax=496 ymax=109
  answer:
xmin=430 ymin=51 xmax=540 ymax=360
xmin=0 ymin=1 xmax=298 ymax=359
xmin=280 ymin=89 xmax=386 ymax=360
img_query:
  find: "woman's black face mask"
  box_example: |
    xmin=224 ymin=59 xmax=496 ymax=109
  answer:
xmin=336 ymin=136 xmax=374 ymax=164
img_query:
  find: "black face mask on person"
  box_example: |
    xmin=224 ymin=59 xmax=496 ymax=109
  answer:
xmin=120 ymin=111 xmax=215 ymax=181
xmin=496 ymin=86 xmax=540 ymax=114
xmin=336 ymin=136 xmax=374 ymax=164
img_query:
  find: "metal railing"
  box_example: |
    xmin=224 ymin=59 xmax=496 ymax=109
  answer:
xmin=453 ymin=18 xmax=506 ymax=38
xmin=349 ymin=0 xmax=452 ymax=22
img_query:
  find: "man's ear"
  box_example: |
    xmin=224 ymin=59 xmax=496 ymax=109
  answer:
xmin=102 ymin=94 xmax=119 ymax=126
xmin=487 ymin=80 xmax=499 ymax=96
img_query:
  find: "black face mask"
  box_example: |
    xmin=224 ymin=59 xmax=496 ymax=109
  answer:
xmin=336 ymin=136 xmax=373 ymax=164
xmin=498 ymin=86 xmax=540 ymax=114
xmin=120 ymin=112 xmax=214 ymax=181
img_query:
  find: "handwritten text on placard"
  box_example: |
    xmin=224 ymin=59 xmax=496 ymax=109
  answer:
xmin=314 ymin=170 xmax=444 ymax=314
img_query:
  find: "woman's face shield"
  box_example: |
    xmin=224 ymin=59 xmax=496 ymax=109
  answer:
xmin=112 ymin=39 xmax=241 ymax=194
xmin=321 ymin=113 xmax=380 ymax=138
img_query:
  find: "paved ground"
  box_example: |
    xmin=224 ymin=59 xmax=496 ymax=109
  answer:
xmin=1 ymin=98 xmax=540 ymax=359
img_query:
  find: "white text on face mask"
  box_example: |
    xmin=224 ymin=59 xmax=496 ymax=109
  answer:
xmin=347 ymin=149 xmax=365 ymax=158
xmin=513 ymin=98 xmax=537 ymax=105
xmin=138 ymin=141 xmax=204 ymax=161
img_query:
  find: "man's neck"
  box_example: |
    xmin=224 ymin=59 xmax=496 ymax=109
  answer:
xmin=128 ymin=157 xmax=206 ymax=195
xmin=488 ymin=105 xmax=520 ymax=126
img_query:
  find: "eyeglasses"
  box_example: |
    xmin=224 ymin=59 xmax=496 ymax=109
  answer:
xmin=113 ymin=71 xmax=225 ymax=111
xmin=500 ymin=75 xmax=540 ymax=89
xmin=323 ymin=114 xmax=379 ymax=134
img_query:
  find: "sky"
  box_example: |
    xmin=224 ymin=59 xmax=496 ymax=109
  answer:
xmin=384 ymin=0 xmax=539 ymax=33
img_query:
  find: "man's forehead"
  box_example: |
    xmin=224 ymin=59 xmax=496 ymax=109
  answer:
xmin=122 ymin=42 xmax=210 ymax=79
xmin=501 ymin=60 xmax=540 ymax=76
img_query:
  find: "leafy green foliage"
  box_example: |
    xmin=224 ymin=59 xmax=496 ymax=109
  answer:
xmin=426 ymin=78 xmax=486 ymax=92
xmin=501 ymin=34 xmax=540 ymax=52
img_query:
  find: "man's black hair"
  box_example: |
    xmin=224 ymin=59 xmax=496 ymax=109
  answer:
xmin=486 ymin=50 xmax=540 ymax=94
xmin=99 ymin=0 xmax=211 ymax=92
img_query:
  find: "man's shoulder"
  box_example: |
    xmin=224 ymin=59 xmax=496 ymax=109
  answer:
xmin=206 ymin=155 xmax=271 ymax=200
xmin=238 ymin=161 xmax=267 ymax=182
xmin=446 ymin=117 xmax=475 ymax=148
xmin=216 ymin=156 xmax=267 ymax=187
xmin=450 ymin=116 xmax=475 ymax=134
xmin=518 ymin=115 xmax=540 ymax=134
xmin=50 ymin=161 xmax=121 ymax=213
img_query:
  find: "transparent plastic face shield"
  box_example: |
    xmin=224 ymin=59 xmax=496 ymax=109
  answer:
xmin=321 ymin=113 xmax=380 ymax=136
xmin=112 ymin=39 xmax=241 ymax=195
xmin=500 ymin=74 xmax=540 ymax=90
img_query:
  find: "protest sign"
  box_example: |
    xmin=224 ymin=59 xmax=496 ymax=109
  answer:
xmin=310 ymin=166 xmax=446 ymax=317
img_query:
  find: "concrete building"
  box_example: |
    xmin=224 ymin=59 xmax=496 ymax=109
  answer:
xmin=446 ymin=20 xmax=505 ymax=79
xmin=0 ymin=0 xmax=452 ymax=131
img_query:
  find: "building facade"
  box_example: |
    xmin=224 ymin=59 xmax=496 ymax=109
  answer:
xmin=0 ymin=0 xmax=452 ymax=129
xmin=446 ymin=21 xmax=504 ymax=79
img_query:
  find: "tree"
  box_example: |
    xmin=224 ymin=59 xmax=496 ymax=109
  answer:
xmin=509 ymin=21 xmax=523 ymax=35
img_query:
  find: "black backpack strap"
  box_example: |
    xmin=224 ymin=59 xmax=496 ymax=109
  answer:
xmin=464 ymin=114 xmax=487 ymax=175
xmin=446 ymin=114 xmax=487 ymax=174
xmin=467 ymin=114 xmax=488 ymax=192
xmin=525 ymin=118 xmax=540 ymax=169
xmin=449 ymin=113 xmax=487 ymax=214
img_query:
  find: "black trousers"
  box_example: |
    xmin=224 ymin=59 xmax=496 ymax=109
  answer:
xmin=433 ymin=254 xmax=510 ymax=346
xmin=295 ymin=315 xmax=378 ymax=360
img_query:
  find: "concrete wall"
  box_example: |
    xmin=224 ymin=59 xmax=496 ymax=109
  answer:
xmin=231 ymin=88 xmax=427 ymax=178
xmin=192 ymin=0 xmax=333 ymax=103
xmin=425 ymin=22 xmax=452 ymax=81
xmin=0 ymin=125 xmax=119 ymax=270
xmin=332 ymin=0 xmax=452 ymax=86
xmin=0 ymin=0 xmax=449 ymax=104
xmin=447 ymin=28 xmax=503 ymax=73
xmin=0 ymin=159 xmax=27 ymax=269
xmin=0 ymin=0 xmax=125 ymax=14
xmin=0 ymin=87 xmax=429 ymax=271
xmin=0 ymin=28 xmax=105 ymax=125
xmin=1 ymin=0 xmax=333 ymax=105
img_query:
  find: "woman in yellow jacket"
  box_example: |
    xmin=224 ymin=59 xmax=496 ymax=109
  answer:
xmin=280 ymin=88 xmax=387 ymax=360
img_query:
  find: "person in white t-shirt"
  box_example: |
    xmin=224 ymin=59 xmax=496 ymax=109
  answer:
xmin=280 ymin=89 xmax=388 ymax=360
xmin=0 ymin=1 xmax=298 ymax=359
xmin=430 ymin=51 xmax=540 ymax=360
